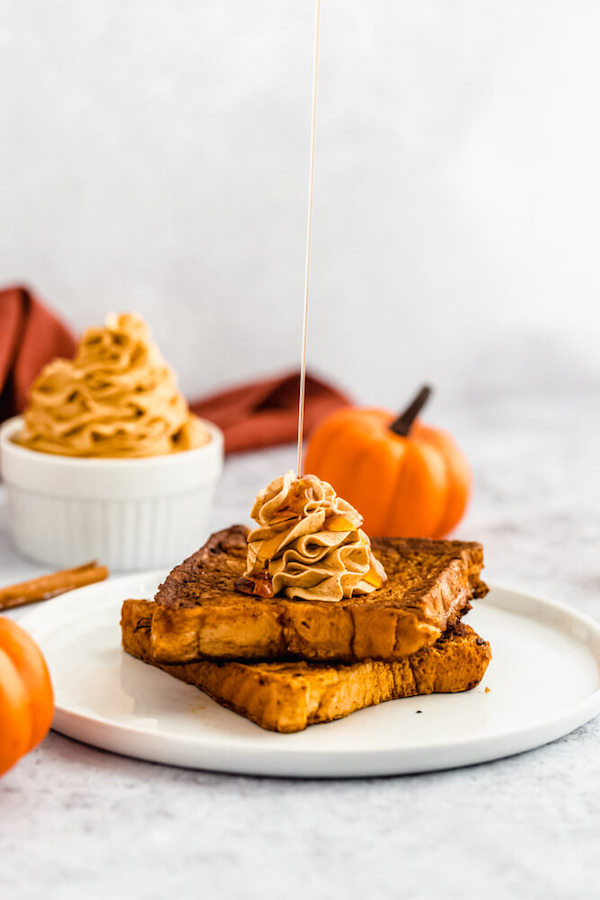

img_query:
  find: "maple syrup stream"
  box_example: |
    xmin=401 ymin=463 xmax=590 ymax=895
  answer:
xmin=296 ymin=0 xmax=321 ymax=478
xmin=237 ymin=2 xmax=322 ymax=598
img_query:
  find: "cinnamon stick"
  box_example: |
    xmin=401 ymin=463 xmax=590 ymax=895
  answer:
xmin=0 ymin=561 xmax=109 ymax=612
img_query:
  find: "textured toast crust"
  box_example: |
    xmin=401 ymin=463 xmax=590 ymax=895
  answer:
xmin=150 ymin=526 xmax=488 ymax=663
xmin=122 ymin=599 xmax=491 ymax=733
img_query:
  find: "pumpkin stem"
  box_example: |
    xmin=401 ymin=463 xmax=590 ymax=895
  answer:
xmin=390 ymin=385 xmax=433 ymax=437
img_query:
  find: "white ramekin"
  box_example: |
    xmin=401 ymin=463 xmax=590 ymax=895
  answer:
xmin=0 ymin=416 xmax=224 ymax=571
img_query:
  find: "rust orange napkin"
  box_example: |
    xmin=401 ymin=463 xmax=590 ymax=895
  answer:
xmin=0 ymin=285 xmax=350 ymax=453
xmin=190 ymin=371 xmax=350 ymax=454
xmin=0 ymin=286 xmax=76 ymax=423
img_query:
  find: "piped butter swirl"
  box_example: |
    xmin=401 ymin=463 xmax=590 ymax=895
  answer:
xmin=17 ymin=313 xmax=209 ymax=458
xmin=239 ymin=471 xmax=387 ymax=601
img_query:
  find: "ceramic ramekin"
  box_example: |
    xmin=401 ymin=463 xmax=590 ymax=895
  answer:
xmin=0 ymin=416 xmax=224 ymax=571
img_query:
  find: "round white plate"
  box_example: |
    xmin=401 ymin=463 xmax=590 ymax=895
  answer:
xmin=20 ymin=574 xmax=600 ymax=778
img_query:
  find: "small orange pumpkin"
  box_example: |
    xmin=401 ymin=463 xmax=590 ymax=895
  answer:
xmin=304 ymin=386 xmax=471 ymax=538
xmin=0 ymin=618 xmax=54 ymax=777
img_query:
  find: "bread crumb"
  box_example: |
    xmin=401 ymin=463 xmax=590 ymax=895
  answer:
xmin=484 ymin=687 xmax=490 ymax=693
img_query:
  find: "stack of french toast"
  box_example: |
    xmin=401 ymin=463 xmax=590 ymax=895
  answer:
xmin=121 ymin=518 xmax=491 ymax=733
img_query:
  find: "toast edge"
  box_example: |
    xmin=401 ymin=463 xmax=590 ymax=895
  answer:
xmin=122 ymin=599 xmax=492 ymax=733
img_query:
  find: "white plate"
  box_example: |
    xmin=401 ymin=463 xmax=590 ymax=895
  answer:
xmin=20 ymin=574 xmax=600 ymax=778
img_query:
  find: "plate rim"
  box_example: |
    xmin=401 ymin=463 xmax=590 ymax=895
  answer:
xmin=18 ymin=574 xmax=600 ymax=777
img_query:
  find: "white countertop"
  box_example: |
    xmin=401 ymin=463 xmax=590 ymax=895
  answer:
xmin=1 ymin=391 xmax=599 ymax=900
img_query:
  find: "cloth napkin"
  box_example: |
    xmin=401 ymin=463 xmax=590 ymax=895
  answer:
xmin=0 ymin=286 xmax=77 ymax=423
xmin=190 ymin=371 xmax=350 ymax=454
xmin=0 ymin=285 xmax=351 ymax=453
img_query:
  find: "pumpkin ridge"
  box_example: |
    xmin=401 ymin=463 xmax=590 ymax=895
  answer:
xmin=0 ymin=618 xmax=54 ymax=767
xmin=418 ymin=435 xmax=451 ymax=539
xmin=380 ymin=435 xmax=412 ymax=535
xmin=335 ymin=434 xmax=389 ymax=533
xmin=0 ymin=649 xmax=32 ymax=774
xmin=418 ymin=426 xmax=471 ymax=538
xmin=387 ymin=438 xmax=446 ymax=537
xmin=304 ymin=417 xmax=355 ymax=485
xmin=326 ymin=427 xmax=377 ymax=507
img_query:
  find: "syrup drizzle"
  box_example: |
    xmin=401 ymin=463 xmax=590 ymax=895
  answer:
xmin=238 ymin=5 xmax=322 ymax=597
xmin=296 ymin=0 xmax=321 ymax=477
xmin=235 ymin=566 xmax=274 ymax=599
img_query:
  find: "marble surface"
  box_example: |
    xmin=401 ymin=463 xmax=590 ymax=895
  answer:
xmin=1 ymin=391 xmax=599 ymax=900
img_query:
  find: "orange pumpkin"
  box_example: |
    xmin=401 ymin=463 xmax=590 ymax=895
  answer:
xmin=0 ymin=618 xmax=54 ymax=777
xmin=304 ymin=386 xmax=471 ymax=538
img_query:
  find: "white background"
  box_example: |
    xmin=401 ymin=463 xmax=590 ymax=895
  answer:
xmin=1 ymin=0 xmax=599 ymax=411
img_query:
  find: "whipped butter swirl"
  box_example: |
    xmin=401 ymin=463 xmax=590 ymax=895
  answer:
xmin=236 ymin=472 xmax=387 ymax=602
xmin=17 ymin=313 xmax=209 ymax=458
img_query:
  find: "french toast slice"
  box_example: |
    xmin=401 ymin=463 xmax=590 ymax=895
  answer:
xmin=150 ymin=526 xmax=488 ymax=663
xmin=122 ymin=599 xmax=491 ymax=733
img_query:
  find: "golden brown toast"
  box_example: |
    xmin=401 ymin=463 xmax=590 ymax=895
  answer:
xmin=122 ymin=599 xmax=491 ymax=732
xmin=150 ymin=526 xmax=488 ymax=663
